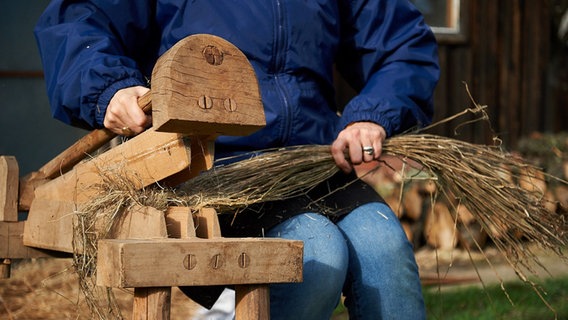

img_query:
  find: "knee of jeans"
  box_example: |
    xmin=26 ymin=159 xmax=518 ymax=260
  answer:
xmin=302 ymin=235 xmax=349 ymax=284
xmin=339 ymin=202 xmax=413 ymax=254
xmin=267 ymin=213 xmax=349 ymax=282
xmin=268 ymin=214 xmax=348 ymax=312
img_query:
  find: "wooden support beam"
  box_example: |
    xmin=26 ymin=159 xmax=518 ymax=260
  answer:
xmin=133 ymin=287 xmax=171 ymax=320
xmin=0 ymin=221 xmax=63 ymax=260
xmin=1 ymin=156 xmax=18 ymax=222
xmin=114 ymin=205 xmax=173 ymax=320
xmin=18 ymin=173 xmax=48 ymax=212
xmin=96 ymin=238 xmax=303 ymax=288
xmin=23 ymin=128 xmax=191 ymax=253
xmin=236 ymin=284 xmax=270 ymax=320
xmin=1 ymin=221 xmax=30 ymax=258
xmin=0 ymin=258 xmax=10 ymax=279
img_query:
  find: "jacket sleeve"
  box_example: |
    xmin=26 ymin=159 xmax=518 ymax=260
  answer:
xmin=336 ymin=0 xmax=440 ymax=137
xmin=34 ymin=0 xmax=159 ymax=129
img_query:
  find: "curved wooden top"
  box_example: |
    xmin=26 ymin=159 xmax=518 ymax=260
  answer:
xmin=151 ymin=34 xmax=266 ymax=136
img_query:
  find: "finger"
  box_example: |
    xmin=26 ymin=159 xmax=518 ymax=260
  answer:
xmin=373 ymin=140 xmax=383 ymax=159
xmin=104 ymin=86 xmax=150 ymax=135
xmin=347 ymin=140 xmax=364 ymax=165
xmin=124 ymin=103 xmax=148 ymax=134
xmin=104 ymin=100 xmax=130 ymax=130
xmin=331 ymin=139 xmax=353 ymax=173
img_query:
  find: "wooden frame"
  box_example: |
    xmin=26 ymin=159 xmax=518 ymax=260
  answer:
xmin=412 ymin=0 xmax=469 ymax=44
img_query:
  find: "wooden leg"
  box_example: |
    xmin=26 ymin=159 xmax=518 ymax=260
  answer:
xmin=0 ymin=258 xmax=11 ymax=279
xmin=133 ymin=287 xmax=172 ymax=320
xmin=235 ymin=284 xmax=270 ymax=320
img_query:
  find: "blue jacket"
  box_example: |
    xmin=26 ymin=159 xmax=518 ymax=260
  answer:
xmin=35 ymin=0 xmax=439 ymax=156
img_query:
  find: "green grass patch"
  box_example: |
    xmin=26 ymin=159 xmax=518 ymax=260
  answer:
xmin=333 ymin=276 xmax=568 ymax=319
xmin=424 ymin=276 xmax=568 ymax=320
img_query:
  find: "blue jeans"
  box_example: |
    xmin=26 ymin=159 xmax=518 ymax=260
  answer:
xmin=266 ymin=202 xmax=425 ymax=320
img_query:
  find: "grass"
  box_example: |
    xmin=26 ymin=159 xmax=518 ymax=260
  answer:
xmin=332 ymin=275 xmax=568 ymax=319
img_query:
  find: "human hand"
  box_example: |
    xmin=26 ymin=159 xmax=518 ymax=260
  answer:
xmin=103 ymin=86 xmax=151 ymax=136
xmin=330 ymin=121 xmax=387 ymax=173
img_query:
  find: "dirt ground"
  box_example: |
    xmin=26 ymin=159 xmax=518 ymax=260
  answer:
xmin=0 ymin=258 xmax=202 ymax=319
xmin=415 ymin=245 xmax=568 ymax=289
xmin=1 ymin=245 xmax=566 ymax=319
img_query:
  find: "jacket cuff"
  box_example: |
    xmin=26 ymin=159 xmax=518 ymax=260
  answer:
xmin=339 ymin=99 xmax=395 ymax=138
xmin=95 ymin=77 xmax=147 ymax=127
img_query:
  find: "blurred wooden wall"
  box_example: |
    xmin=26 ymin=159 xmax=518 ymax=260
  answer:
xmin=432 ymin=0 xmax=560 ymax=148
xmin=336 ymin=0 xmax=568 ymax=149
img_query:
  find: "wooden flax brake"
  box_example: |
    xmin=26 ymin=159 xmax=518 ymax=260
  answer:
xmin=0 ymin=34 xmax=303 ymax=320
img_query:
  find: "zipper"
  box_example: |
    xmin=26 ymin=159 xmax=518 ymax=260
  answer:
xmin=272 ymin=0 xmax=292 ymax=144
xmin=273 ymin=0 xmax=286 ymax=73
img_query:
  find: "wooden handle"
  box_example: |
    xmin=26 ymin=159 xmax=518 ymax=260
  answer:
xmin=35 ymin=91 xmax=152 ymax=180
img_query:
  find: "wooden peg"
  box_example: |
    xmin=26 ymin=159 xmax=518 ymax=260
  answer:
xmin=1 ymin=156 xmax=18 ymax=222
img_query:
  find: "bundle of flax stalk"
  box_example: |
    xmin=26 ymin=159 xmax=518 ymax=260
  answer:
xmin=179 ymin=133 xmax=567 ymax=269
xmin=73 ymin=98 xmax=567 ymax=318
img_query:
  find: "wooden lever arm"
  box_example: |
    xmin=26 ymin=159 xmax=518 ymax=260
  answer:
xmin=18 ymin=91 xmax=152 ymax=210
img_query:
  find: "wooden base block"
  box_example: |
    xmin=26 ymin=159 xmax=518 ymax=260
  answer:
xmin=96 ymin=238 xmax=303 ymax=288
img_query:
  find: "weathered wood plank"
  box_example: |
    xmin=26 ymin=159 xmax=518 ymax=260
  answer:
xmin=473 ymin=0 xmax=500 ymax=144
xmin=22 ymin=128 xmax=191 ymax=253
xmin=32 ymin=128 xmax=190 ymax=203
xmin=521 ymin=0 xmax=550 ymax=137
xmin=18 ymin=173 xmax=48 ymax=212
xmin=0 ymin=221 xmax=61 ymax=259
xmin=0 ymin=156 xmax=18 ymax=222
xmin=96 ymin=238 xmax=303 ymax=287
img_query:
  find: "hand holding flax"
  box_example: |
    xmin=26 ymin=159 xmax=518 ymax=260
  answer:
xmin=331 ymin=121 xmax=387 ymax=173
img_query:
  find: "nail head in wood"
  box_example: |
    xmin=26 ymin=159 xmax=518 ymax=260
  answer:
xmin=224 ymin=98 xmax=237 ymax=112
xmin=210 ymin=253 xmax=224 ymax=269
xmin=198 ymin=95 xmax=213 ymax=109
xmin=202 ymin=45 xmax=224 ymax=66
xmin=238 ymin=252 xmax=250 ymax=268
xmin=183 ymin=254 xmax=197 ymax=270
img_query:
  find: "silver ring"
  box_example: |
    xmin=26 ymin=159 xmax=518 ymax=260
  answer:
xmin=362 ymin=146 xmax=374 ymax=155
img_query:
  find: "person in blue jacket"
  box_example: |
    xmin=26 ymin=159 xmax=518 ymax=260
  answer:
xmin=35 ymin=1 xmax=439 ymax=319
